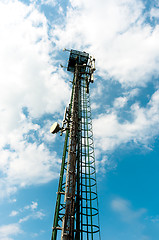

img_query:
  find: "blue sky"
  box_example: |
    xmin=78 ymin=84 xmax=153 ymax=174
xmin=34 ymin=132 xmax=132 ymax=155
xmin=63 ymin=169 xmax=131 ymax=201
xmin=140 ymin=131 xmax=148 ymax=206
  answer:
xmin=0 ymin=0 xmax=159 ymax=239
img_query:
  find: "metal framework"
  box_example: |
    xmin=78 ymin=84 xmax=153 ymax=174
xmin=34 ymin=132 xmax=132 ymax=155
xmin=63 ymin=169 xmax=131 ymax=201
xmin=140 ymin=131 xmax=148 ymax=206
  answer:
xmin=51 ymin=49 xmax=100 ymax=240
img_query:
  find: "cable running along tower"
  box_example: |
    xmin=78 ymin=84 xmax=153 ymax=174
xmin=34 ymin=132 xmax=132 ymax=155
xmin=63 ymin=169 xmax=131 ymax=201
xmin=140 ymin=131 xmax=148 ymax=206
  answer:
xmin=50 ymin=49 xmax=100 ymax=240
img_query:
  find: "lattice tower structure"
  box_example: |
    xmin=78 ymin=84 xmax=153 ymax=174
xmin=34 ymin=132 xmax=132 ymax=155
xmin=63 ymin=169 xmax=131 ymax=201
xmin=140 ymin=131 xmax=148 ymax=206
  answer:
xmin=51 ymin=50 xmax=100 ymax=240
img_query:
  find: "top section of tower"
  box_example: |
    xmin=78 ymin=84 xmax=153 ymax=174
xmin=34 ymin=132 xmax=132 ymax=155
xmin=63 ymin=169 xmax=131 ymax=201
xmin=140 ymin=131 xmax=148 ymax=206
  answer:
xmin=67 ymin=49 xmax=89 ymax=72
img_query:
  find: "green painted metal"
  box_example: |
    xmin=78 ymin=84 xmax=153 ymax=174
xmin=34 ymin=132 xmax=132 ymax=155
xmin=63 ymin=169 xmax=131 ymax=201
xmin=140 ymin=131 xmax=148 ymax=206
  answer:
xmin=51 ymin=75 xmax=76 ymax=240
xmin=85 ymin=81 xmax=93 ymax=239
xmin=51 ymin=130 xmax=68 ymax=240
xmin=75 ymin=77 xmax=82 ymax=240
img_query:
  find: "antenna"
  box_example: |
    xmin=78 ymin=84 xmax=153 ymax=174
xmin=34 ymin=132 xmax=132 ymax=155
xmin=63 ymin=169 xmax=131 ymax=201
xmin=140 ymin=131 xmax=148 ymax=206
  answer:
xmin=50 ymin=49 xmax=100 ymax=240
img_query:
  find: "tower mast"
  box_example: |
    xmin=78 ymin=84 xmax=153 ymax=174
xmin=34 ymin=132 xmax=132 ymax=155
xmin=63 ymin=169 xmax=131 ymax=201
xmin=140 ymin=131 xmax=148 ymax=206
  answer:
xmin=50 ymin=49 xmax=100 ymax=240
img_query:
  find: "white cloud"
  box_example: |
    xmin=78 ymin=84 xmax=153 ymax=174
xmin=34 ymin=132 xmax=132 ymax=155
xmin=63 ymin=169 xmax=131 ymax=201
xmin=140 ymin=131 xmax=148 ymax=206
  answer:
xmin=150 ymin=7 xmax=159 ymax=19
xmin=9 ymin=199 xmax=17 ymax=203
xmin=38 ymin=119 xmax=57 ymax=143
xmin=34 ymin=211 xmax=45 ymax=219
xmin=10 ymin=211 xmax=19 ymax=217
xmin=113 ymin=88 xmax=140 ymax=109
xmin=0 ymin=0 xmax=70 ymax=129
xmin=0 ymin=223 xmax=22 ymax=240
xmin=1 ymin=0 xmax=159 ymax=200
xmin=0 ymin=0 xmax=70 ymax=198
xmin=52 ymin=0 xmax=159 ymax=87
xmin=24 ymin=201 xmax=38 ymax=211
xmin=19 ymin=215 xmax=30 ymax=223
xmin=19 ymin=210 xmax=45 ymax=223
xmin=91 ymin=102 xmax=100 ymax=110
xmin=0 ymin=138 xmax=60 ymax=197
xmin=41 ymin=0 xmax=57 ymax=7
xmin=148 ymin=215 xmax=159 ymax=223
xmin=2 ymin=202 xmax=45 ymax=239
xmin=9 ymin=201 xmax=45 ymax=224
xmin=109 ymin=197 xmax=156 ymax=239
xmin=0 ymin=0 xmax=69 ymax=123
xmin=93 ymin=89 xmax=159 ymax=154
xmin=113 ymin=96 xmax=128 ymax=108
xmin=31 ymin=201 xmax=38 ymax=210
xmin=111 ymin=197 xmax=146 ymax=222
xmin=125 ymin=88 xmax=140 ymax=98
xmin=95 ymin=155 xmax=117 ymax=174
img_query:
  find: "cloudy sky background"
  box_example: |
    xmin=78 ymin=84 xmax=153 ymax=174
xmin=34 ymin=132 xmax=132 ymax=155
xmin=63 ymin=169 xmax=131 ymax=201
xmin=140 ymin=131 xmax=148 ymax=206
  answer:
xmin=0 ymin=0 xmax=159 ymax=239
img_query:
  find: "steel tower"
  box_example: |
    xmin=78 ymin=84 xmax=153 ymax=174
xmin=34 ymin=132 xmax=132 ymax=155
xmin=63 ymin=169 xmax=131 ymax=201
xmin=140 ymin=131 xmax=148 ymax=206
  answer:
xmin=50 ymin=49 xmax=100 ymax=240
